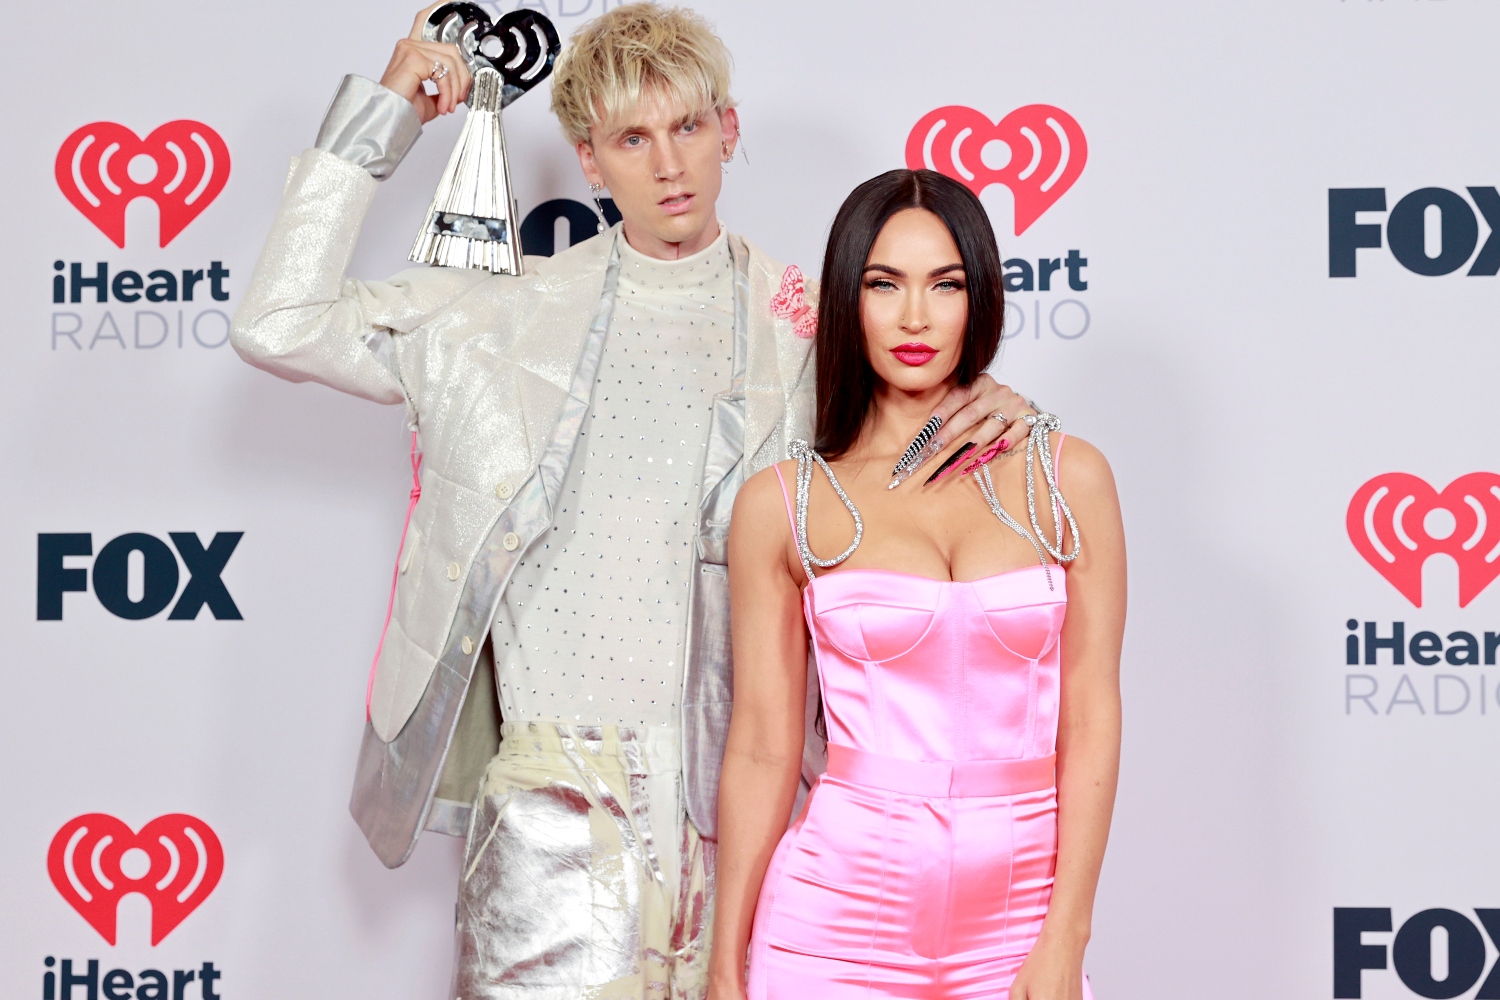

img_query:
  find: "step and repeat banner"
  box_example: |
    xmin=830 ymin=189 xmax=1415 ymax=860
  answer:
xmin=3 ymin=1 xmax=1497 ymax=997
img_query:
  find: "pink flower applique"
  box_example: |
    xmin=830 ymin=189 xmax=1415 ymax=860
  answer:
xmin=770 ymin=264 xmax=818 ymax=339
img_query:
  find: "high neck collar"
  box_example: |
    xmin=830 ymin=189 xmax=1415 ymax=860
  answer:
xmin=617 ymin=224 xmax=728 ymax=268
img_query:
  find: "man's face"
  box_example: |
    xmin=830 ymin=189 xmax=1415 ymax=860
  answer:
xmin=576 ymin=92 xmax=739 ymax=259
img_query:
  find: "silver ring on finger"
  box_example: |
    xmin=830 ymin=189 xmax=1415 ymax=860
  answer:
xmin=430 ymin=60 xmax=448 ymax=81
xmin=988 ymin=411 xmax=1010 ymax=428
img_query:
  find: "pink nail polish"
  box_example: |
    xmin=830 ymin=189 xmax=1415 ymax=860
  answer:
xmin=998 ymin=439 xmax=1011 ymax=452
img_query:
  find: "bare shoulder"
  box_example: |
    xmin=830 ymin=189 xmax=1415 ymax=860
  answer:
xmin=733 ymin=461 xmax=798 ymax=535
xmin=1052 ymin=435 xmax=1121 ymax=528
xmin=1056 ymin=435 xmax=1114 ymax=492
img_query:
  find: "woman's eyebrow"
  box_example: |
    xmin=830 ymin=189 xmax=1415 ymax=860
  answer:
xmin=864 ymin=264 xmax=905 ymax=276
xmin=928 ymin=263 xmax=965 ymax=277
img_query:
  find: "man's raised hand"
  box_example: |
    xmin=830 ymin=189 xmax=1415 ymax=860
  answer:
xmin=378 ymin=4 xmax=474 ymax=123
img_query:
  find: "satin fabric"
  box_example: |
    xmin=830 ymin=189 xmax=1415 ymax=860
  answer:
xmin=747 ymin=471 xmax=1089 ymax=998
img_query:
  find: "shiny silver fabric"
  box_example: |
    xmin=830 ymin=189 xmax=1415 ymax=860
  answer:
xmin=454 ymin=722 xmax=712 ymax=1000
xmin=315 ymin=75 xmax=423 ymax=181
xmin=677 ymin=243 xmax=746 ymax=840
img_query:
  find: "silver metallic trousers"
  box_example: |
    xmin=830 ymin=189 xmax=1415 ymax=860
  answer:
xmin=453 ymin=722 xmax=713 ymax=999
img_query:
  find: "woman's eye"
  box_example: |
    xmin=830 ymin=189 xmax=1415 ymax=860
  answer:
xmin=866 ymin=278 xmax=897 ymax=291
xmin=935 ymin=279 xmax=964 ymax=291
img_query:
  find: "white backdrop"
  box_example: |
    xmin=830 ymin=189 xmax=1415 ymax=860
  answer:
xmin=4 ymin=2 xmax=1500 ymax=998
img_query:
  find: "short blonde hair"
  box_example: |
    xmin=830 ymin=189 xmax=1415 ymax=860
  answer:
xmin=550 ymin=3 xmax=735 ymax=145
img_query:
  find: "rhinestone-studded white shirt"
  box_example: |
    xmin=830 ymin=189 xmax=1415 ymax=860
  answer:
xmin=492 ymin=228 xmax=734 ymax=727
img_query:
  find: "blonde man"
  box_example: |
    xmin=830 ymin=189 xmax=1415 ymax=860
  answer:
xmin=233 ymin=3 xmax=1038 ymax=997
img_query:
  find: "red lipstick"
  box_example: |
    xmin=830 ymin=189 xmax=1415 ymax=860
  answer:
xmin=891 ymin=342 xmax=938 ymax=366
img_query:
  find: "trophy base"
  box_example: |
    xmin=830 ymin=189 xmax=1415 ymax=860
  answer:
xmin=409 ymin=212 xmax=522 ymax=274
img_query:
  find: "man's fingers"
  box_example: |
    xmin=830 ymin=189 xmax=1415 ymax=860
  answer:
xmin=425 ymin=44 xmax=471 ymax=114
xmin=410 ymin=2 xmax=448 ymax=41
xmin=402 ymin=41 xmax=470 ymax=115
xmin=450 ymin=55 xmax=473 ymax=106
xmin=431 ymin=52 xmax=461 ymax=113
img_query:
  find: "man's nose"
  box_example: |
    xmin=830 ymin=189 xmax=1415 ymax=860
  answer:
xmin=653 ymin=140 xmax=686 ymax=180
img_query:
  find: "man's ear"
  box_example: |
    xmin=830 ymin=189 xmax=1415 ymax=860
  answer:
xmin=576 ymin=140 xmax=605 ymax=187
xmin=719 ymin=108 xmax=741 ymax=159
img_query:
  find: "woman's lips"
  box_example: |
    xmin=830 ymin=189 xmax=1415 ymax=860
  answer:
xmin=891 ymin=342 xmax=938 ymax=366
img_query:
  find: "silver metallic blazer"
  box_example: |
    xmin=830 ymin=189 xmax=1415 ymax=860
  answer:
xmin=231 ymin=144 xmax=816 ymax=867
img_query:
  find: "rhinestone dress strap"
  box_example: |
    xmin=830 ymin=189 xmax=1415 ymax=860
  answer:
xmin=1022 ymin=413 xmax=1081 ymax=564
xmin=788 ymin=440 xmax=864 ymax=579
xmin=973 ymin=412 xmax=1081 ymax=593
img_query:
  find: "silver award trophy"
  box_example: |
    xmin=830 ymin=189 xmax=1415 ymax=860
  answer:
xmin=408 ymin=3 xmax=561 ymax=275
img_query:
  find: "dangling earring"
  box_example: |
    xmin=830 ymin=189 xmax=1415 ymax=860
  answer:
xmin=720 ymin=141 xmax=731 ymax=174
xmin=588 ymin=182 xmax=608 ymax=235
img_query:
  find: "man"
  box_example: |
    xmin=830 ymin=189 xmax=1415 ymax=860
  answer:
xmin=232 ymin=4 xmax=1037 ymax=997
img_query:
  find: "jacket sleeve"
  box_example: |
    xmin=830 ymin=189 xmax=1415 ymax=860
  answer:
xmin=230 ymin=77 xmax=489 ymax=410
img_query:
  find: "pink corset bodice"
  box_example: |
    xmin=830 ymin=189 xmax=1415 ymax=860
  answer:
xmin=805 ymin=565 xmax=1066 ymax=765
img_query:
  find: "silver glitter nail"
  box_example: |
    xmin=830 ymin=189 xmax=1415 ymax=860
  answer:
xmin=890 ymin=415 xmax=943 ymax=479
xmin=886 ymin=435 xmax=945 ymax=489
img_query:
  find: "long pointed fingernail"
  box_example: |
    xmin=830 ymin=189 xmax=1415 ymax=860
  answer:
xmin=891 ymin=416 xmax=944 ymax=479
xmin=923 ymin=442 xmax=977 ymax=486
xmin=889 ymin=436 xmax=945 ymax=488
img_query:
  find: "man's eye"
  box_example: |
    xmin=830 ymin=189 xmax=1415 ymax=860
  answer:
xmin=681 ymin=121 xmax=699 ymax=134
xmin=624 ymin=135 xmax=643 ymax=147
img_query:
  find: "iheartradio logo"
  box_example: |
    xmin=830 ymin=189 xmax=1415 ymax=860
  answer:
xmin=1347 ymin=473 xmax=1500 ymax=608
xmin=906 ymin=105 xmax=1087 ymax=235
xmin=47 ymin=813 xmax=223 ymax=945
xmin=56 ymin=121 xmax=230 ymax=248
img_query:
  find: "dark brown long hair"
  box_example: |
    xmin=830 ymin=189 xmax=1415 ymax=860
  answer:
xmin=814 ymin=169 xmax=1005 ymax=459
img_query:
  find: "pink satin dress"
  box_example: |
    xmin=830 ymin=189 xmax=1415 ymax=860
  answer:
xmin=747 ymin=451 xmax=1091 ymax=999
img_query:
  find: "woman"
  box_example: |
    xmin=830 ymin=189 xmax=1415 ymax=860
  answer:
xmin=708 ymin=169 xmax=1125 ymax=1000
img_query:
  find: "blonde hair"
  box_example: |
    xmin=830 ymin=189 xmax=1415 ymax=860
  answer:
xmin=550 ymin=3 xmax=735 ymax=145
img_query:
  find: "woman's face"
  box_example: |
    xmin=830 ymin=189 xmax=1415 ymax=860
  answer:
xmin=860 ymin=207 xmax=969 ymax=394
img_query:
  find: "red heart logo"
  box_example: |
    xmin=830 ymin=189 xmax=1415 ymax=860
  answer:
xmin=1347 ymin=473 xmax=1500 ymax=608
xmin=47 ymin=813 xmax=223 ymax=945
xmin=55 ymin=121 xmax=230 ymax=248
xmin=906 ymin=105 xmax=1087 ymax=236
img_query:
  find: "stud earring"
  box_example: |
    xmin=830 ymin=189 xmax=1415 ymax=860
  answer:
xmin=588 ymin=182 xmax=608 ymax=235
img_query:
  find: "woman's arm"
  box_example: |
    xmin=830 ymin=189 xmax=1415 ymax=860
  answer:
xmin=1012 ymin=437 xmax=1125 ymax=1000
xmin=708 ymin=465 xmax=811 ymax=999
